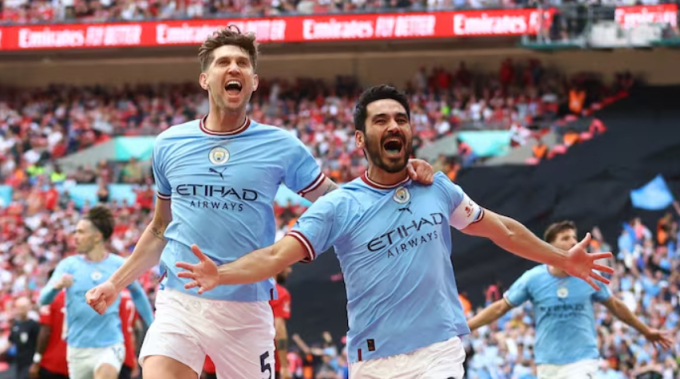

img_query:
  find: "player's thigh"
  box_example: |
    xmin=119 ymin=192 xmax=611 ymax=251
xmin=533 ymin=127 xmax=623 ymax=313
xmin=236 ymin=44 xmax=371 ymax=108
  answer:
xmin=138 ymin=290 xmax=206 ymax=375
xmin=142 ymin=356 xmax=198 ymax=379
xmin=206 ymin=302 xmax=275 ymax=379
xmin=67 ymin=346 xmax=99 ymax=379
xmin=92 ymin=343 xmax=126 ymax=379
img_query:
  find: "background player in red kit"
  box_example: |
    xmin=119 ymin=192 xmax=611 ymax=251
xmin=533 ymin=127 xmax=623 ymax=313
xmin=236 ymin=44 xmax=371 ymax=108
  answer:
xmin=30 ymin=270 xmax=69 ymax=379
xmin=269 ymin=267 xmax=292 ymax=379
xmin=119 ymin=289 xmax=139 ymax=379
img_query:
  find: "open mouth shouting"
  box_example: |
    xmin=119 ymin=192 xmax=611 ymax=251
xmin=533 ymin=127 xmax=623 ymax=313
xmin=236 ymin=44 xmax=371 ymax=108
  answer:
xmin=224 ymin=80 xmax=243 ymax=97
xmin=382 ymin=136 xmax=404 ymax=159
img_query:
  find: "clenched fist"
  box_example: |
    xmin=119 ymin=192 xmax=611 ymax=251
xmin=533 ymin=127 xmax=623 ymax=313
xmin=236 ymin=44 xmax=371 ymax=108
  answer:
xmin=86 ymin=281 xmax=118 ymax=315
xmin=55 ymin=274 xmax=74 ymax=290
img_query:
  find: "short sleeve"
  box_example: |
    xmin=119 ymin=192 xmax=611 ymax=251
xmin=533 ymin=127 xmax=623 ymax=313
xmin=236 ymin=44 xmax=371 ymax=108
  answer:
xmin=152 ymin=138 xmax=172 ymax=200
xmin=432 ymin=172 xmax=483 ymax=230
xmin=288 ymin=195 xmax=344 ymax=263
xmin=503 ymin=271 xmax=532 ymax=307
xmin=283 ymin=137 xmax=325 ymax=197
xmin=592 ymin=280 xmax=612 ymax=302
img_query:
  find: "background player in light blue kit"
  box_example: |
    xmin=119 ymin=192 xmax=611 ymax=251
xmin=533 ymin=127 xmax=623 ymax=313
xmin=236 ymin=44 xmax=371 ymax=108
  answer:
xmin=39 ymin=206 xmax=154 ymax=379
xmin=85 ymin=27 xmax=434 ymax=379
xmin=467 ymin=220 xmax=673 ymax=379
xmin=174 ymin=85 xmax=616 ymax=379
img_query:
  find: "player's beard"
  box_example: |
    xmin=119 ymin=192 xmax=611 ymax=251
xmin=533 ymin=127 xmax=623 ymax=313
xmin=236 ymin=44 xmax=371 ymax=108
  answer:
xmin=364 ymin=132 xmax=412 ymax=174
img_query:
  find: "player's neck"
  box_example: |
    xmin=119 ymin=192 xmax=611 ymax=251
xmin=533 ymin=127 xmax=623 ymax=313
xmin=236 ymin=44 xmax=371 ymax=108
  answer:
xmin=205 ymin=107 xmax=248 ymax=133
xmin=547 ymin=265 xmax=568 ymax=277
xmin=366 ymin=166 xmax=408 ymax=187
xmin=86 ymin=245 xmax=108 ymax=262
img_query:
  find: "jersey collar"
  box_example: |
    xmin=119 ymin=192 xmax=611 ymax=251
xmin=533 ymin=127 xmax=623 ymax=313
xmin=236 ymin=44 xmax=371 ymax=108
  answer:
xmin=199 ymin=115 xmax=250 ymax=136
xmin=360 ymin=171 xmax=410 ymax=190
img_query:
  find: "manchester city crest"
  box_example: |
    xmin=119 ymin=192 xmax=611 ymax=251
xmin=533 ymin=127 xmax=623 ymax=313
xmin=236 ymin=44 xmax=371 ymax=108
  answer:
xmin=209 ymin=146 xmax=230 ymax=165
xmin=393 ymin=186 xmax=410 ymax=204
xmin=557 ymin=287 xmax=569 ymax=298
xmin=91 ymin=271 xmax=102 ymax=281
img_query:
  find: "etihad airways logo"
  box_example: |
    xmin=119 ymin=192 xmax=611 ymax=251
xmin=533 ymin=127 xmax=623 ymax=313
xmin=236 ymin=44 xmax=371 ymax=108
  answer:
xmin=368 ymin=213 xmax=445 ymax=258
xmin=175 ymin=184 xmax=258 ymax=212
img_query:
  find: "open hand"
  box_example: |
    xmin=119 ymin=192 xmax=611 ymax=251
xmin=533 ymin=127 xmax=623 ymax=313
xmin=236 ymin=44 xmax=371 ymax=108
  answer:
xmin=175 ymin=245 xmax=219 ymax=295
xmin=406 ymin=159 xmax=434 ymax=185
xmin=563 ymin=233 xmax=614 ymax=290
xmin=56 ymin=274 xmax=74 ymax=290
xmin=645 ymin=329 xmax=673 ymax=350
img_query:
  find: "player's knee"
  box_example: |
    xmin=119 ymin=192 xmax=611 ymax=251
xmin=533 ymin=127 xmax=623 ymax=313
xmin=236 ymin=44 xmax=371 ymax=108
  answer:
xmin=94 ymin=364 xmax=120 ymax=379
xmin=142 ymin=356 xmax=198 ymax=379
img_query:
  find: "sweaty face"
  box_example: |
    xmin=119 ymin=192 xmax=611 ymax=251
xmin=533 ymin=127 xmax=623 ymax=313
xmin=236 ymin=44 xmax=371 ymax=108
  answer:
xmin=201 ymin=45 xmax=258 ymax=113
xmin=74 ymin=219 xmax=101 ymax=254
xmin=360 ymin=99 xmax=413 ymax=173
xmin=552 ymin=229 xmax=578 ymax=251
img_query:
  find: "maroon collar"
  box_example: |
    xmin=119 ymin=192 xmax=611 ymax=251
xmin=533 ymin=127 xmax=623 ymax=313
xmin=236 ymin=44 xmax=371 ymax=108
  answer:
xmin=199 ymin=115 xmax=250 ymax=136
xmin=360 ymin=172 xmax=410 ymax=190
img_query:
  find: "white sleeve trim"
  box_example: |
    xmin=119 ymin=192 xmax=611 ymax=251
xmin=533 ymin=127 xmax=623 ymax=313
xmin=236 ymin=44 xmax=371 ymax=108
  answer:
xmin=449 ymin=193 xmax=483 ymax=230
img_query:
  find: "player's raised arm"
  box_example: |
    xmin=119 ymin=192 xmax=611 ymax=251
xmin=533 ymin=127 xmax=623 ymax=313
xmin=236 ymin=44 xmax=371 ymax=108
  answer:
xmin=467 ymin=299 xmax=514 ymax=331
xmin=87 ymin=197 xmax=171 ymax=315
xmin=601 ymin=297 xmax=673 ymax=350
xmin=39 ymin=260 xmax=72 ymax=306
xmin=460 ymin=209 xmax=614 ymax=290
xmin=175 ymin=237 xmax=308 ymax=294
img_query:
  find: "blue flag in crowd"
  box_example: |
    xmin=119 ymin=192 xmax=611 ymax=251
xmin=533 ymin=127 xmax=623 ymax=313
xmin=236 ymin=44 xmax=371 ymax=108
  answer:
xmin=630 ymin=174 xmax=675 ymax=210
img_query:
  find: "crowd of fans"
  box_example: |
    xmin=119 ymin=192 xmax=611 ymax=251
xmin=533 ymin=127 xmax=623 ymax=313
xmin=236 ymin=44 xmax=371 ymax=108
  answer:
xmin=0 ymin=60 xmax=630 ymax=190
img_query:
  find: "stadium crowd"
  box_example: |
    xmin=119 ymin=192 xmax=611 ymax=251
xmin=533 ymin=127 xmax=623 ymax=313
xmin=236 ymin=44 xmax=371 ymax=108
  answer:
xmin=0 ymin=60 xmax=630 ymax=189
xmin=0 ymin=0 xmax=676 ymax=25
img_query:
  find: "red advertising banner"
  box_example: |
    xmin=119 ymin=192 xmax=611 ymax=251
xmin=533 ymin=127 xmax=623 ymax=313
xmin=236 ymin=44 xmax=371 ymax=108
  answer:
xmin=0 ymin=5 xmax=675 ymax=51
xmin=614 ymin=4 xmax=677 ymax=29
xmin=0 ymin=8 xmax=554 ymax=51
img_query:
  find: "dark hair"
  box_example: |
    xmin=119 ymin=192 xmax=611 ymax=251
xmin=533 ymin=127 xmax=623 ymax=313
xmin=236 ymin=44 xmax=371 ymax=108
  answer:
xmin=353 ymin=85 xmax=410 ymax=133
xmin=86 ymin=205 xmax=115 ymax=241
xmin=198 ymin=25 xmax=259 ymax=72
xmin=544 ymin=221 xmax=577 ymax=243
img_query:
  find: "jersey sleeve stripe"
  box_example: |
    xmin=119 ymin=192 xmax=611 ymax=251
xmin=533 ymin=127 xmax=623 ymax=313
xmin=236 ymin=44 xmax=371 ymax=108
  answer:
xmin=297 ymin=173 xmax=326 ymax=196
xmin=502 ymin=294 xmax=517 ymax=308
xmin=157 ymin=193 xmax=171 ymax=200
xmin=287 ymin=231 xmax=316 ymax=262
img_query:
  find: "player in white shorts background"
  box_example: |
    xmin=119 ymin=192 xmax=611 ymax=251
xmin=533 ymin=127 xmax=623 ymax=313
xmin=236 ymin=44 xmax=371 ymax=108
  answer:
xmin=173 ymin=85 xmax=616 ymax=379
xmin=85 ymin=27 xmax=435 ymax=379
xmin=40 ymin=206 xmax=154 ymax=379
xmin=467 ymin=220 xmax=673 ymax=379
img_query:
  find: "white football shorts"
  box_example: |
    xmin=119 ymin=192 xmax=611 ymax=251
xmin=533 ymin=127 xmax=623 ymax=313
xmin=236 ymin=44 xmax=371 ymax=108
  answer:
xmin=537 ymin=358 xmax=599 ymax=379
xmin=139 ymin=288 xmax=275 ymax=379
xmin=67 ymin=343 xmax=125 ymax=379
xmin=349 ymin=336 xmax=466 ymax=379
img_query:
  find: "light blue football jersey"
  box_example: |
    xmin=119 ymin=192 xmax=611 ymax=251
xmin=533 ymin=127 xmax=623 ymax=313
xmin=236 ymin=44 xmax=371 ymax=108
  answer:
xmin=39 ymin=254 xmax=154 ymax=348
xmin=153 ymin=117 xmax=323 ymax=301
xmin=289 ymin=172 xmax=483 ymax=363
xmin=504 ymin=264 xmax=612 ymax=365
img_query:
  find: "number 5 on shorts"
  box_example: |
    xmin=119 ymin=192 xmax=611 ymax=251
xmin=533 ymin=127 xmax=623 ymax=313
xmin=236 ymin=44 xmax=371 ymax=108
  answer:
xmin=260 ymin=351 xmax=272 ymax=379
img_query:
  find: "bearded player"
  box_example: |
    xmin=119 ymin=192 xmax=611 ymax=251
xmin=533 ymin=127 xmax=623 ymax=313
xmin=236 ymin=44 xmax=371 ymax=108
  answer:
xmin=85 ymin=27 xmax=434 ymax=379
xmin=174 ymin=85 xmax=615 ymax=379
xmin=467 ymin=221 xmax=673 ymax=379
